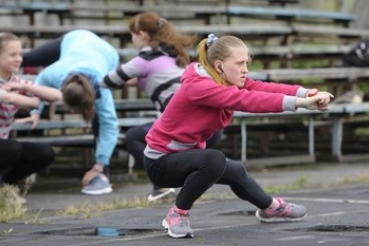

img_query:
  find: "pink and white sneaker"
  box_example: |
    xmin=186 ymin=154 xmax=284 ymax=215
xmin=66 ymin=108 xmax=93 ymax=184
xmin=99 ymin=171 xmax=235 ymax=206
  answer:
xmin=162 ymin=207 xmax=193 ymax=238
xmin=256 ymin=198 xmax=307 ymax=223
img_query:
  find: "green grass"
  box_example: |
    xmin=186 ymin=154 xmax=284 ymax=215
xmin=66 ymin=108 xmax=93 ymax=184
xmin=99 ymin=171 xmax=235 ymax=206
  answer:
xmin=264 ymin=174 xmax=309 ymax=194
xmin=56 ymin=197 xmax=150 ymax=218
xmin=356 ymin=127 xmax=369 ymax=135
xmin=339 ymin=174 xmax=369 ymax=186
xmin=0 ymin=185 xmax=27 ymax=223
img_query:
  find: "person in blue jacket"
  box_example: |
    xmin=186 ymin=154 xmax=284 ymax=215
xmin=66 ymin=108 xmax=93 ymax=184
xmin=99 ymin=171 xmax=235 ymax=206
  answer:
xmin=19 ymin=29 xmax=119 ymax=195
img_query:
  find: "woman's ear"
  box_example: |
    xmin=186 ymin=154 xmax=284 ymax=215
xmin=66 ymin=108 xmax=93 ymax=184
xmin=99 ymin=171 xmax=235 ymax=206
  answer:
xmin=214 ymin=60 xmax=223 ymax=73
xmin=139 ymin=30 xmax=149 ymax=41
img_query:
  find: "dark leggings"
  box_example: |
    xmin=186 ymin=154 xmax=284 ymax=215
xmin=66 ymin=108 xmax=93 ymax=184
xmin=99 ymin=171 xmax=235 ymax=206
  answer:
xmin=0 ymin=139 xmax=55 ymax=185
xmin=22 ymin=36 xmax=63 ymax=67
xmin=125 ymin=123 xmax=223 ymax=190
xmin=125 ymin=122 xmax=223 ymax=169
xmin=144 ymin=149 xmax=272 ymax=210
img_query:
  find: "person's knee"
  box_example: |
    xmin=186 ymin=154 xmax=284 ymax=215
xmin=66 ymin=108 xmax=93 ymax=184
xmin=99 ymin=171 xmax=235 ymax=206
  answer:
xmin=226 ymin=159 xmax=249 ymax=181
xmin=125 ymin=126 xmax=145 ymax=145
xmin=204 ymin=150 xmax=227 ymax=177
xmin=1 ymin=140 xmax=22 ymax=167
xmin=5 ymin=139 xmax=22 ymax=157
xmin=38 ymin=144 xmax=55 ymax=166
xmin=233 ymin=161 xmax=248 ymax=179
xmin=124 ymin=127 xmax=136 ymax=143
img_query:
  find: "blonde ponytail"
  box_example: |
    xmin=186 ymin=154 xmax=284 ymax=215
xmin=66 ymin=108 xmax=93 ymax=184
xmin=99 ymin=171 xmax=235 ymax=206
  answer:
xmin=197 ymin=39 xmax=228 ymax=86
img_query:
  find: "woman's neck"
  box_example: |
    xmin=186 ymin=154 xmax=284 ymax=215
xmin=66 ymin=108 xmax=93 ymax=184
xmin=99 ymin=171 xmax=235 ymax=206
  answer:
xmin=0 ymin=71 xmax=11 ymax=82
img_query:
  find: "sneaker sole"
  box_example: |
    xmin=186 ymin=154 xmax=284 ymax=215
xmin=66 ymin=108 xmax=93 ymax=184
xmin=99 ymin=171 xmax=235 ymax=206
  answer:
xmin=147 ymin=188 xmax=176 ymax=202
xmin=162 ymin=219 xmax=193 ymax=238
xmin=81 ymin=186 xmax=113 ymax=195
xmin=255 ymin=211 xmax=308 ymax=223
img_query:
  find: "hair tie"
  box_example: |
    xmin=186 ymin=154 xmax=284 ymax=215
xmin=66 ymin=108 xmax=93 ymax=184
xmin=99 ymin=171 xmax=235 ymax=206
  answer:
xmin=158 ymin=18 xmax=167 ymax=28
xmin=70 ymin=75 xmax=82 ymax=85
xmin=206 ymin=33 xmax=218 ymax=48
xmin=75 ymin=77 xmax=83 ymax=85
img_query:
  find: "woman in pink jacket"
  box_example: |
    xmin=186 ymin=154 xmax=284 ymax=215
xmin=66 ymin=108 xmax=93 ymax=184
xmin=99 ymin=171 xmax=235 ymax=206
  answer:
xmin=143 ymin=34 xmax=334 ymax=239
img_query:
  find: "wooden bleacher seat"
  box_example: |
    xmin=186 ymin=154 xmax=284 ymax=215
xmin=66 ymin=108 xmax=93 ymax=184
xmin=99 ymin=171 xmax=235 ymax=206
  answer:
xmin=265 ymin=0 xmax=300 ymax=6
xmin=12 ymin=99 xmax=157 ymax=174
xmin=226 ymin=5 xmax=356 ymax=26
xmin=118 ymin=43 xmax=352 ymax=68
xmin=251 ymin=67 xmax=369 ymax=82
xmin=293 ymin=23 xmax=369 ymax=43
xmin=3 ymin=23 xmax=293 ymax=47
xmin=248 ymin=67 xmax=369 ymax=96
xmin=6 ymin=0 xmax=369 ymax=170
xmin=232 ymin=102 xmax=369 ymax=168
xmin=0 ymin=1 xmax=70 ymax=25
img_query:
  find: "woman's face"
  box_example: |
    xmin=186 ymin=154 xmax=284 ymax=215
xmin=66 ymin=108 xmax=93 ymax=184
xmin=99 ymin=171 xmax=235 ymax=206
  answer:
xmin=219 ymin=46 xmax=250 ymax=88
xmin=131 ymin=31 xmax=149 ymax=50
xmin=0 ymin=40 xmax=22 ymax=79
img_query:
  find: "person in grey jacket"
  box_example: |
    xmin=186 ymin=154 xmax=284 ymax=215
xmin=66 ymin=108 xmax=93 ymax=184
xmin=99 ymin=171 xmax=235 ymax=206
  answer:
xmin=102 ymin=11 xmax=223 ymax=201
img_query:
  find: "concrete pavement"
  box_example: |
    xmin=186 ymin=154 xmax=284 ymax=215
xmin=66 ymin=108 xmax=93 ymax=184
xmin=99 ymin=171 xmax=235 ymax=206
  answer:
xmin=1 ymin=161 xmax=369 ymax=246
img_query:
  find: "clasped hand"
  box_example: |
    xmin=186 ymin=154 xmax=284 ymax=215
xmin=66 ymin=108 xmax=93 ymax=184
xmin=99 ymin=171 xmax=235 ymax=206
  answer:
xmin=307 ymin=92 xmax=334 ymax=111
xmin=2 ymin=82 xmax=24 ymax=92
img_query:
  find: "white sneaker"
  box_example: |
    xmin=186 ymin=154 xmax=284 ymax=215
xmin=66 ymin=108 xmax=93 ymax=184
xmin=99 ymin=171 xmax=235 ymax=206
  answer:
xmin=147 ymin=188 xmax=176 ymax=202
xmin=81 ymin=174 xmax=112 ymax=195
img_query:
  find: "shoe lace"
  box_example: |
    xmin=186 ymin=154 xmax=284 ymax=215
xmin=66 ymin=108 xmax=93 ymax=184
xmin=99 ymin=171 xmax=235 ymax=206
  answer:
xmin=275 ymin=201 xmax=294 ymax=217
xmin=179 ymin=214 xmax=190 ymax=227
xmin=174 ymin=208 xmax=190 ymax=227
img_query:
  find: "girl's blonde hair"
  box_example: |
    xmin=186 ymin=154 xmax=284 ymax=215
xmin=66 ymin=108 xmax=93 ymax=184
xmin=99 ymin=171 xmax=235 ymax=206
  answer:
xmin=0 ymin=32 xmax=20 ymax=53
xmin=197 ymin=35 xmax=249 ymax=86
xmin=62 ymin=74 xmax=95 ymax=122
xmin=129 ymin=11 xmax=197 ymax=67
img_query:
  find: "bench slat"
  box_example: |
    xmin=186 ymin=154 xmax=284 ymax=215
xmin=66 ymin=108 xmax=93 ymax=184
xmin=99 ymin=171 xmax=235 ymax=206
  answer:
xmin=118 ymin=44 xmax=351 ymax=59
xmin=227 ymin=6 xmax=356 ymax=22
xmin=16 ymin=134 xmax=95 ymax=146
xmin=254 ymin=67 xmax=369 ymax=81
xmin=3 ymin=23 xmax=292 ymax=38
xmin=11 ymin=117 xmax=156 ymax=131
xmin=293 ymin=24 xmax=369 ymax=38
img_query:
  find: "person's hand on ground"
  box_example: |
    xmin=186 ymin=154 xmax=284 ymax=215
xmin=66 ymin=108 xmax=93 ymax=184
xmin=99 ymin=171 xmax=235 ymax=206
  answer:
xmin=82 ymin=163 xmax=104 ymax=186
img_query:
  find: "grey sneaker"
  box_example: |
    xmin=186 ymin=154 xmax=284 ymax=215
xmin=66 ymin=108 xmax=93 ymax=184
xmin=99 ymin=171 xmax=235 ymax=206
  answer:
xmin=81 ymin=174 xmax=112 ymax=195
xmin=147 ymin=188 xmax=176 ymax=202
xmin=255 ymin=198 xmax=307 ymax=223
xmin=162 ymin=207 xmax=193 ymax=238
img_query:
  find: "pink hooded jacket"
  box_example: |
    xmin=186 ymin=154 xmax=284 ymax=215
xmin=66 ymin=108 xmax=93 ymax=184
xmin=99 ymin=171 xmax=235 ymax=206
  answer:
xmin=144 ymin=62 xmax=308 ymax=158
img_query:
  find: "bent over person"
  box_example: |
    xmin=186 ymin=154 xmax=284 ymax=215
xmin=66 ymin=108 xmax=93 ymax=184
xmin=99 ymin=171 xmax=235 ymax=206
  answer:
xmin=20 ymin=29 xmax=119 ymax=195
xmin=143 ymin=34 xmax=334 ymax=238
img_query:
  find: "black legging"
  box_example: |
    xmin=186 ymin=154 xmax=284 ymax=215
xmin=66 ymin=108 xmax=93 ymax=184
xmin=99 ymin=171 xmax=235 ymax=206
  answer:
xmin=22 ymin=36 xmax=63 ymax=67
xmin=144 ymin=149 xmax=272 ymax=210
xmin=0 ymin=139 xmax=55 ymax=185
xmin=125 ymin=122 xmax=223 ymax=169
